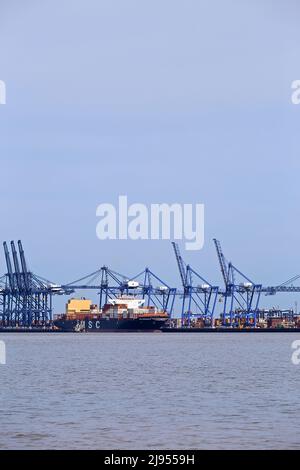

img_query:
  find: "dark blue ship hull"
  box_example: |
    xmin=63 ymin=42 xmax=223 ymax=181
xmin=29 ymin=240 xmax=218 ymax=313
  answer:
xmin=54 ymin=317 xmax=168 ymax=332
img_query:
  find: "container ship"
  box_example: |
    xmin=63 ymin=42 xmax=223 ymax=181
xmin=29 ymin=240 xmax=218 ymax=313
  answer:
xmin=53 ymin=297 xmax=169 ymax=332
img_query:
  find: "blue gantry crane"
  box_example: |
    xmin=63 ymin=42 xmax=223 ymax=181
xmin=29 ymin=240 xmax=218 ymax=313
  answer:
xmin=62 ymin=266 xmax=128 ymax=308
xmin=127 ymin=267 xmax=176 ymax=315
xmin=262 ymin=274 xmax=300 ymax=295
xmin=0 ymin=240 xmax=72 ymax=326
xmin=172 ymin=241 xmax=219 ymax=326
xmin=213 ymin=239 xmax=262 ymax=327
xmin=64 ymin=265 xmax=176 ymax=316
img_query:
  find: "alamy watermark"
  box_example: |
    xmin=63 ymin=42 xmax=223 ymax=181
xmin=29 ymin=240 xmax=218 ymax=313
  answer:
xmin=291 ymin=80 xmax=300 ymax=105
xmin=96 ymin=196 xmax=204 ymax=251
xmin=0 ymin=80 xmax=6 ymax=104
xmin=0 ymin=341 xmax=6 ymax=365
xmin=291 ymin=340 xmax=300 ymax=365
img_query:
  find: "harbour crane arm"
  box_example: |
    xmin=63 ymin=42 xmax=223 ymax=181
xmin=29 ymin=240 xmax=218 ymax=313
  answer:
xmin=11 ymin=241 xmax=22 ymax=289
xmin=3 ymin=242 xmax=14 ymax=290
xmin=18 ymin=240 xmax=30 ymax=290
xmin=172 ymin=242 xmax=186 ymax=288
xmin=213 ymin=238 xmax=229 ymax=287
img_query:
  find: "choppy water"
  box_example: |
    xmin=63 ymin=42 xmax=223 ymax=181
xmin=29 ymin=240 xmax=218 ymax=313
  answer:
xmin=0 ymin=332 xmax=300 ymax=449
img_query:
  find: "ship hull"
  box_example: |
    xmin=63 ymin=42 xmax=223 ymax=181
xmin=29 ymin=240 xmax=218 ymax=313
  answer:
xmin=54 ymin=317 xmax=168 ymax=332
xmin=161 ymin=327 xmax=300 ymax=333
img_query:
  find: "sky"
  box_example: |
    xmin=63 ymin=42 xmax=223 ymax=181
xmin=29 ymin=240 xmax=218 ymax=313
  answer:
xmin=0 ymin=0 xmax=300 ymax=313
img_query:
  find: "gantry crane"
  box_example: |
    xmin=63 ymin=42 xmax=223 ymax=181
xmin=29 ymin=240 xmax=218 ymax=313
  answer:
xmin=213 ymin=239 xmax=262 ymax=327
xmin=172 ymin=241 xmax=219 ymax=326
xmin=64 ymin=264 xmax=176 ymax=316
xmin=0 ymin=241 xmax=72 ymax=326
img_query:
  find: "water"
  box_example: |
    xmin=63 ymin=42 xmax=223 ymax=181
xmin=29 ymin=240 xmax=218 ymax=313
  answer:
xmin=0 ymin=332 xmax=300 ymax=449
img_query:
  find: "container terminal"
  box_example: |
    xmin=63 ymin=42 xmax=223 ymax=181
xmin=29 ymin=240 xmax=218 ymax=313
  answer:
xmin=1 ymin=239 xmax=300 ymax=332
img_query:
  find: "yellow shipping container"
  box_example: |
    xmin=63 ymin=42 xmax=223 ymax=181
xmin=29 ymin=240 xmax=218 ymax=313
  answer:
xmin=66 ymin=298 xmax=92 ymax=314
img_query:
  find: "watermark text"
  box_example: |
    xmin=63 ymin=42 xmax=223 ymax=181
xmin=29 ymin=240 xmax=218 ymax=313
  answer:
xmin=291 ymin=80 xmax=300 ymax=105
xmin=0 ymin=340 xmax=6 ymax=365
xmin=291 ymin=339 xmax=300 ymax=365
xmin=96 ymin=196 xmax=204 ymax=251
xmin=0 ymin=80 xmax=6 ymax=104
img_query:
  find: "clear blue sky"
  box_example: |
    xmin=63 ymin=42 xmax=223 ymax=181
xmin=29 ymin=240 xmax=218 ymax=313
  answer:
xmin=0 ymin=0 xmax=300 ymax=312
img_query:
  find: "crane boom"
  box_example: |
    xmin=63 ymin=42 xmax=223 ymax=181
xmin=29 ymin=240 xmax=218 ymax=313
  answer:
xmin=3 ymin=242 xmax=14 ymax=290
xmin=11 ymin=241 xmax=22 ymax=290
xmin=172 ymin=242 xmax=186 ymax=287
xmin=213 ymin=238 xmax=229 ymax=287
xmin=18 ymin=240 xmax=28 ymax=273
xmin=18 ymin=240 xmax=30 ymax=290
